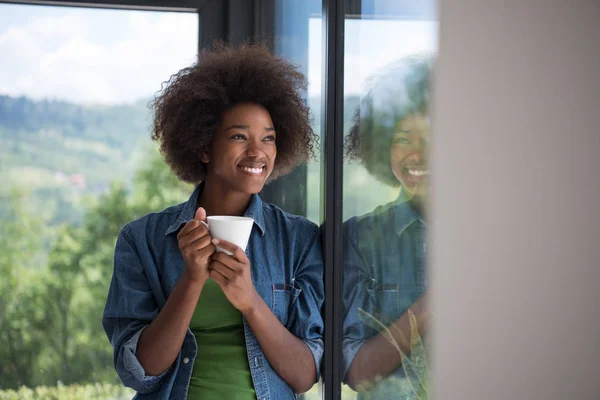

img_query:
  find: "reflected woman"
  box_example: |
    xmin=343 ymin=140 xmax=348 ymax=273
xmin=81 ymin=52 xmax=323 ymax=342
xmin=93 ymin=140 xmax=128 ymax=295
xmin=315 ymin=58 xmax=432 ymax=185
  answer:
xmin=102 ymin=43 xmax=323 ymax=399
xmin=342 ymin=56 xmax=433 ymax=398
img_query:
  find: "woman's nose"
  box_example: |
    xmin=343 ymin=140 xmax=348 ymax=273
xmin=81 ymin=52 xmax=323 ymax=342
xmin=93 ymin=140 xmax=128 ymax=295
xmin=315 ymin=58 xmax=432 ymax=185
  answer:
xmin=413 ymin=134 xmax=429 ymax=152
xmin=406 ymin=151 xmax=423 ymax=163
xmin=417 ymin=137 xmax=429 ymax=152
xmin=407 ymin=140 xmax=429 ymax=162
xmin=246 ymin=139 xmax=266 ymax=158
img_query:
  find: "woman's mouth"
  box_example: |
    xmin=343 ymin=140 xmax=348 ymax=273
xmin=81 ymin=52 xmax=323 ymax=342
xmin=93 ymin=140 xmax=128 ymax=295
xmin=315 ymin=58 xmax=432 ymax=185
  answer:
xmin=238 ymin=165 xmax=266 ymax=175
xmin=405 ymin=167 xmax=430 ymax=178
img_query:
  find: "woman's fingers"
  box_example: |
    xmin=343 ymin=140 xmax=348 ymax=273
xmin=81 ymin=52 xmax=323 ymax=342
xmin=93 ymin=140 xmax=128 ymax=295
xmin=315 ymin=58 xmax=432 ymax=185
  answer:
xmin=210 ymin=251 xmax=245 ymax=272
xmin=209 ymin=263 xmax=232 ymax=283
xmin=177 ymin=219 xmax=208 ymax=241
xmin=209 ymin=260 xmax=237 ymax=280
xmin=212 ymin=239 xmax=248 ymax=263
xmin=179 ymin=231 xmax=212 ymax=250
xmin=197 ymin=243 xmax=217 ymax=259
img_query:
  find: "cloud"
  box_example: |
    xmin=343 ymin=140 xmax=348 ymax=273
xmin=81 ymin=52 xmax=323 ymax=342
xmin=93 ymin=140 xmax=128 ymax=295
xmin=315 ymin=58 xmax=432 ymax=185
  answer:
xmin=308 ymin=17 xmax=437 ymax=97
xmin=0 ymin=7 xmax=197 ymax=105
xmin=0 ymin=6 xmax=437 ymax=104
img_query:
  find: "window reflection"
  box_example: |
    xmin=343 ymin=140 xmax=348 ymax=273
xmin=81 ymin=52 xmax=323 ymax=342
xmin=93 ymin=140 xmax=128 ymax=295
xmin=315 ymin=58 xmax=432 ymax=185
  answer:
xmin=342 ymin=56 xmax=433 ymax=399
xmin=342 ymin=17 xmax=438 ymax=220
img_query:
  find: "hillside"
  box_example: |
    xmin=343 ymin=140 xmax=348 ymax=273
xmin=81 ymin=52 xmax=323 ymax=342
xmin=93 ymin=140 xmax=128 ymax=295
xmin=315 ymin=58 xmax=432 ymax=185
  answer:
xmin=0 ymin=95 xmax=155 ymax=225
xmin=0 ymin=94 xmax=153 ymax=186
xmin=0 ymin=93 xmax=364 ymax=225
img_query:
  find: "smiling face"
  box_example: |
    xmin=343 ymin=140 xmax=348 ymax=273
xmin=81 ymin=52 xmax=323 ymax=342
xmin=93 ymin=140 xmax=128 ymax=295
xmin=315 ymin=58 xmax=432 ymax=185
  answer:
xmin=390 ymin=112 xmax=430 ymax=203
xmin=202 ymin=103 xmax=277 ymax=195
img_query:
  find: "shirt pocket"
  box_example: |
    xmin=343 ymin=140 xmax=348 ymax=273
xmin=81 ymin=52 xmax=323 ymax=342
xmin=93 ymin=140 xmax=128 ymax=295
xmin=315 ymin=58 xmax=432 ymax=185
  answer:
xmin=365 ymin=283 xmax=419 ymax=327
xmin=271 ymin=283 xmax=302 ymax=327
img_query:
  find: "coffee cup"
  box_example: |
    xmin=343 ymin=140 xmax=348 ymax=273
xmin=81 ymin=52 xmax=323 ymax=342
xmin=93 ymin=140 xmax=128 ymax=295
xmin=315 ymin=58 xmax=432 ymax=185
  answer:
xmin=200 ymin=216 xmax=254 ymax=255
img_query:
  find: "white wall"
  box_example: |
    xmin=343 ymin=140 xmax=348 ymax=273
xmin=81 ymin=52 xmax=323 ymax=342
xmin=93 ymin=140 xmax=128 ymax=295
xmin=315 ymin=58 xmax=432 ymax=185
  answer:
xmin=432 ymin=1 xmax=600 ymax=399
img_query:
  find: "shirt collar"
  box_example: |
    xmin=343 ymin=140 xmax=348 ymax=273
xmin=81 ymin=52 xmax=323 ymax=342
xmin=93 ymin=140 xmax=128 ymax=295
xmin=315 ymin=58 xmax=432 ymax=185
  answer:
xmin=392 ymin=190 xmax=426 ymax=237
xmin=244 ymin=193 xmax=266 ymax=236
xmin=165 ymin=182 xmax=266 ymax=236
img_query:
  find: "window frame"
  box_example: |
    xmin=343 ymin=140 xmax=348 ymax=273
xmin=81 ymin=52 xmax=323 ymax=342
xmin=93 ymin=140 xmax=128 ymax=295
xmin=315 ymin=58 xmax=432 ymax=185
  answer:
xmin=0 ymin=0 xmax=347 ymax=398
xmin=321 ymin=0 xmax=345 ymax=399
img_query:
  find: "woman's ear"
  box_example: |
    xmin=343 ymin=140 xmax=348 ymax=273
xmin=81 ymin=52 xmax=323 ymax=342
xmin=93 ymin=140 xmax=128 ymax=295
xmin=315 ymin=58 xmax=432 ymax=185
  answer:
xmin=200 ymin=151 xmax=209 ymax=163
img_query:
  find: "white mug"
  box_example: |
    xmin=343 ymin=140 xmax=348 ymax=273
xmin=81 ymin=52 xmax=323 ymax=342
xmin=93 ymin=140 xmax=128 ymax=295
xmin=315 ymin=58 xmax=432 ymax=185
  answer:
xmin=200 ymin=216 xmax=254 ymax=255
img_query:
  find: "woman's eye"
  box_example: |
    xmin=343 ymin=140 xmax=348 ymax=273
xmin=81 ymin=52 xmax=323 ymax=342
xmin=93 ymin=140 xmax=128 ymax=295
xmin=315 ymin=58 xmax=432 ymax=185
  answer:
xmin=264 ymin=135 xmax=276 ymax=142
xmin=231 ymin=134 xmax=246 ymax=140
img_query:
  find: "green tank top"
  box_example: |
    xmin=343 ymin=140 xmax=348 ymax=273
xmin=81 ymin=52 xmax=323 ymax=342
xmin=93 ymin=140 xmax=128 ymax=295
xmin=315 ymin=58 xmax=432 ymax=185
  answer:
xmin=187 ymin=278 xmax=256 ymax=399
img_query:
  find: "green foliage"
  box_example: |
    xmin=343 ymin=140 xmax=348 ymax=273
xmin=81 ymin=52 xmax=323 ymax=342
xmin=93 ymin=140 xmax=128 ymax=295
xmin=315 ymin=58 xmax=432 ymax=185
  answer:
xmin=0 ymin=139 xmax=190 ymax=390
xmin=0 ymin=383 xmax=135 ymax=400
xmin=0 ymin=189 xmax=48 ymax=388
xmin=131 ymin=146 xmax=192 ymax=209
xmin=357 ymin=308 xmax=431 ymax=400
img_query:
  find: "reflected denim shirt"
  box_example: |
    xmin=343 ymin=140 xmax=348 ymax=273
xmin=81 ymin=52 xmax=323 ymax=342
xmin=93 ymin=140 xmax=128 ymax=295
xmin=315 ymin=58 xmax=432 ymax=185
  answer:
xmin=342 ymin=194 xmax=428 ymax=384
xmin=102 ymin=183 xmax=324 ymax=400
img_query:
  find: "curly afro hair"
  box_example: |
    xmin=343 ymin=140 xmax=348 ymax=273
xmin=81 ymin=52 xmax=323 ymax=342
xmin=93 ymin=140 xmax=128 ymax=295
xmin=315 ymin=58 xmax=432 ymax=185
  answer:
xmin=151 ymin=42 xmax=317 ymax=184
xmin=345 ymin=56 xmax=433 ymax=187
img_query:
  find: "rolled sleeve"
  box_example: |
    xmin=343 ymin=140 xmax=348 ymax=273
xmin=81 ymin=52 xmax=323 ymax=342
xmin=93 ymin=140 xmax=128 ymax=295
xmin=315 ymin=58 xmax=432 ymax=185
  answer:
xmin=102 ymin=225 xmax=169 ymax=394
xmin=288 ymin=224 xmax=325 ymax=381
xmin=341 ymin=219 xmax=373 ymax=381
xmin=342 ymin=278 xmax=370 ymax=380
xmin=303 ymin=337 xmax=324 ymax=379
xmin=121 ymin=325 xmax=172 ymax=385
xmin=342 ymin=337 xmax=365 ymax=379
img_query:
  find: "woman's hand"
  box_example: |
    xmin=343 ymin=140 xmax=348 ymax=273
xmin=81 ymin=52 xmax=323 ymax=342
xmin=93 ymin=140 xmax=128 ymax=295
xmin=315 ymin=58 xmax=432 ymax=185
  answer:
xmin=177 ymin=207 xmax=215 ymax=284
xmin=208 ymin=239 xmax=259 ymax=315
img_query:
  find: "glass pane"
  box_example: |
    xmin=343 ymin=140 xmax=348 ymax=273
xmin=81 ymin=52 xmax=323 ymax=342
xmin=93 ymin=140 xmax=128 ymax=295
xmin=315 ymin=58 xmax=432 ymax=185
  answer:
xmin=341 ymin=1 xmax=437 ymax=399
xmin=271 ymin=1 xmax=324 ymax=398
xmin=306 ymin=13 xmax=323 ymax=227
xmin=267 ymin=0 xmax=323 ymax=227
xmin=0 ymin=3 xmax=197 ymax=395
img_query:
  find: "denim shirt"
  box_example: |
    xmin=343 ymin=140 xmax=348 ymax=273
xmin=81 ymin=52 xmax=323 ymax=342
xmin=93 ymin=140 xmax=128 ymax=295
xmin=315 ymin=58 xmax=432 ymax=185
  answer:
xmin=102 ymin=183 xmax=324 ymax=400
xmin=342 ymin=194 xmax=428 ymax=388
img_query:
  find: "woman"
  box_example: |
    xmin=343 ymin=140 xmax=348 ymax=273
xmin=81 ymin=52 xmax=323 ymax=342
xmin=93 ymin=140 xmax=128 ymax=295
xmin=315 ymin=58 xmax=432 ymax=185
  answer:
xmin=102 ymin=43 xmax=323 ymax=400
xmin=342 ymin=57 xmax=433 ymax=398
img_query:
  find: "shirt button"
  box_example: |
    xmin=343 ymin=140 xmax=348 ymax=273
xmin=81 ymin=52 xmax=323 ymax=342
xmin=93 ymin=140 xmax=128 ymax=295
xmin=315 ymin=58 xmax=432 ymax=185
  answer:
xmin=183 ymin=357 xmax=190 ymax=364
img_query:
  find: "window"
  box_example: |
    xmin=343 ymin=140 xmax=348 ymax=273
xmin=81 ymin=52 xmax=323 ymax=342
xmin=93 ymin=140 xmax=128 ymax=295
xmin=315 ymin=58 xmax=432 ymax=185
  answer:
xmin=0 ymin=1 xmax=439 ymax=399
xmin=340 ymin=2 xmax=437 ymax=399
xmin=0 ymin=3 xmax=197 ymax=395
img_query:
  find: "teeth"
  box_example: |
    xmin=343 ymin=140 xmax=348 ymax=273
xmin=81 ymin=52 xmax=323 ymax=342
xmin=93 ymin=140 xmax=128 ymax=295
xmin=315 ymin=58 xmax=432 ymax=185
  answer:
xmin=407 ymin=169 xmax=429 ymax=177
xmin=241 ymin=166 xmax=263 ymax=174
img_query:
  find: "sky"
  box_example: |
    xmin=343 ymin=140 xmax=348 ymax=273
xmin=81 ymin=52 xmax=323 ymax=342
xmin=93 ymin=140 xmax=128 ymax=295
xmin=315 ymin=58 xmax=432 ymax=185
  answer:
xmin=308 ymin=18 xmax=437 ymax=97
xmin=0 ymin=3 xmax=437 ymax=105
xmin=0 ymin=3 xmax=198 ymax=105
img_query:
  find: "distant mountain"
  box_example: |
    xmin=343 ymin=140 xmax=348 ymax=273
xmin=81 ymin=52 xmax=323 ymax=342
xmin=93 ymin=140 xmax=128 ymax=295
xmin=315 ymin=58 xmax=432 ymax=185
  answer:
xmin=0 ymin=94 xmax=361 ymax=225
xmin=0 ymin=95 xmax=155 ymax=225
xmin=0 ymin=95 xmax=153 ymax=185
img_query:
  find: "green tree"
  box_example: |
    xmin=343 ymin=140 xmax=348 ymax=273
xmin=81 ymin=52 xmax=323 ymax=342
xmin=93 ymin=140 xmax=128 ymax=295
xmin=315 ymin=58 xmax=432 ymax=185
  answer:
xmin=1 ymin=146 xmax=192 ymax=390
xmin=129 ymin=145 xmax=193 ymax=214
xmin=0 ymin=189 xmax=47 ymax=389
